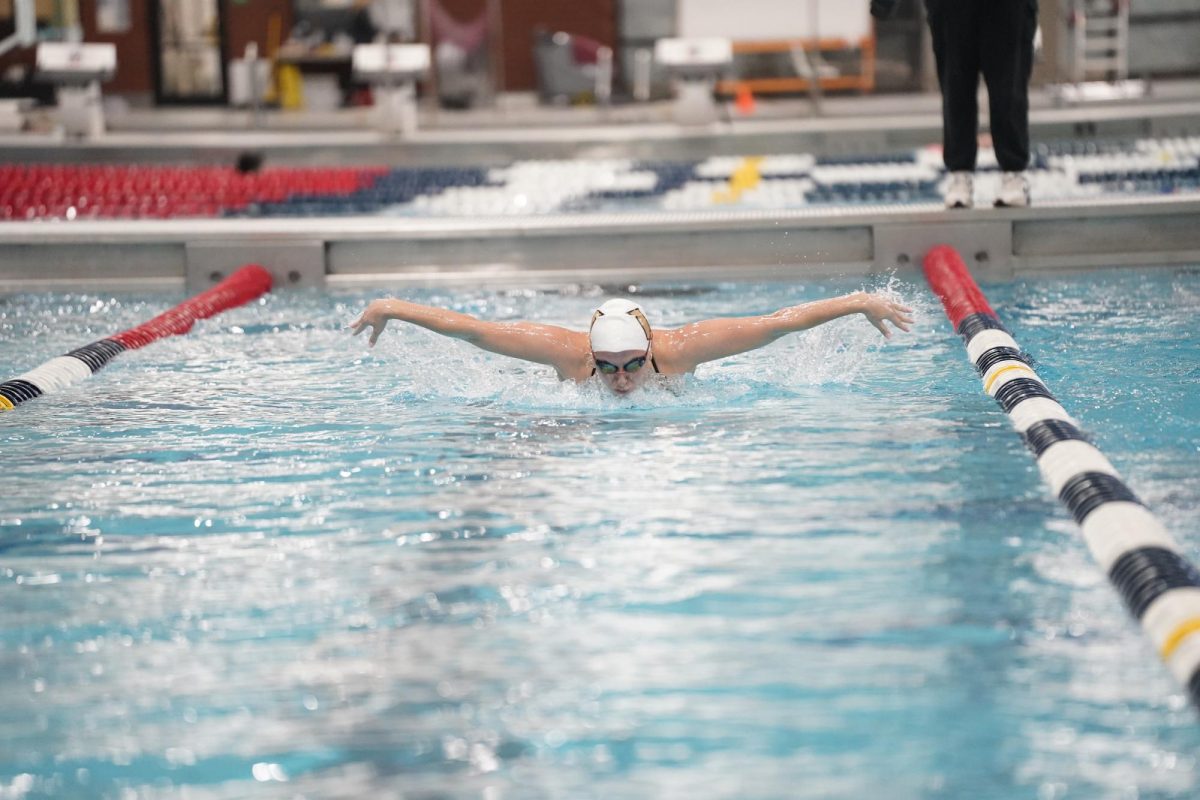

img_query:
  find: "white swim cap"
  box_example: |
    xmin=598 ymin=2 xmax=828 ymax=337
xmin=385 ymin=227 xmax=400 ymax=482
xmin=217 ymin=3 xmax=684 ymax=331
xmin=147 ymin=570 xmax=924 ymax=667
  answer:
xmin=589 ymin=298 xmax=651 ymax=353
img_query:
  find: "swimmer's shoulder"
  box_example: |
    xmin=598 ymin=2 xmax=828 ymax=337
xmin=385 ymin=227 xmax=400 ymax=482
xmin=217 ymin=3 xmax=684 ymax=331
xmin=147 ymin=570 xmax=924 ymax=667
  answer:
xmin=650 ymin=328 xmax=695 ymax=375
xmin=557 ymin=330 xmax=597 ymax=383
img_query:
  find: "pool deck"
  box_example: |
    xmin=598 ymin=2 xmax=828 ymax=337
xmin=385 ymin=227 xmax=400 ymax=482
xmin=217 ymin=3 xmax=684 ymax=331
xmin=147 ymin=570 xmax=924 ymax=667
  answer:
xmin=1 ymin=84 xmax=1199 ymax=292
xmin=3 ymin=82 xmax=1200 ymax=165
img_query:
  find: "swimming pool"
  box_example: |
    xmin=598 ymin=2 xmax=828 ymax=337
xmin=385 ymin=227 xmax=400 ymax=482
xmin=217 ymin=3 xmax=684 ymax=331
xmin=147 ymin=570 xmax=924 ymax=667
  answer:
xmin=1 ymin=267 xmax=1198 ymax=798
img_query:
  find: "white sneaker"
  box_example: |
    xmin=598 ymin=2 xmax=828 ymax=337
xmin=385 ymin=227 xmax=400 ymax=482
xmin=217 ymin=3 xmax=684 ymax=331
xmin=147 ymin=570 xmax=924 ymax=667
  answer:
xmin=944 ymin=171 xmax=974 ymax=209
xmin=995 ymin=172 xmax=1031 ymax=208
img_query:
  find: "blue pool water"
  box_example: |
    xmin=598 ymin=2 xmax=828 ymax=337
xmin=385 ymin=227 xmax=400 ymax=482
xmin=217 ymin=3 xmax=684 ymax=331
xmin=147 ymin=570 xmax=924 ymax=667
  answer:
xmin=1 ymin=268 xmax=1199 ymax=799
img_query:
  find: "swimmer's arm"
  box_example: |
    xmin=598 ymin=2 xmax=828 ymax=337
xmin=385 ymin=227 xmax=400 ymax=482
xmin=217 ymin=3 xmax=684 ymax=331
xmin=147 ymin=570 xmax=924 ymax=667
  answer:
xmin=667 ymin=292 xmax=913 ymax=368
xmin=349 ymin=298 xmax=583 ymax=370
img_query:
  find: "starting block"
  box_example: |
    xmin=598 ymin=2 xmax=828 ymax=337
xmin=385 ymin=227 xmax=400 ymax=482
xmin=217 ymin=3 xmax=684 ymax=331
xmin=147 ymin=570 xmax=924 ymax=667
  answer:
xmin=36 ymin=42 xmax=117 ymax=139
xmin=654 ymin=37 xmax=732 ymax=125
xmin=352 ymin=43 xmax=431 ymax=136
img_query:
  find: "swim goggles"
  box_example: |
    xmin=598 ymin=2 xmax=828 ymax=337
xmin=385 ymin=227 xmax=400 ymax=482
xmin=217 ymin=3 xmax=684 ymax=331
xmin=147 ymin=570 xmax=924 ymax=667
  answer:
xmin=594 ymin=355 xmax=648 ymax=375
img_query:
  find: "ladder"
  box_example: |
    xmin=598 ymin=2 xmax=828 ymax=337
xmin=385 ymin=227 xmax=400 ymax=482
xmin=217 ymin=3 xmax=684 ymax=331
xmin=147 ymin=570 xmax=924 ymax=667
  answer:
xmin=1070 ymin=0 xmax=1129 ymax=82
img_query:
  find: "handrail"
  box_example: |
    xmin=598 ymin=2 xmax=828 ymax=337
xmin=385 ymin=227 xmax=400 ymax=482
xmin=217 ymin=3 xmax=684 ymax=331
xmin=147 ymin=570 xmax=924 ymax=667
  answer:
xmin=0 ymin=0 xmax=36 ymax=58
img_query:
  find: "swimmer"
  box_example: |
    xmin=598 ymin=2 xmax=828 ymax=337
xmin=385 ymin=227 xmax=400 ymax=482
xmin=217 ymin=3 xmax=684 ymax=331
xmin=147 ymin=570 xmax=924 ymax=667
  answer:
xmin=349 ymin=292 xmax=913 ymax=396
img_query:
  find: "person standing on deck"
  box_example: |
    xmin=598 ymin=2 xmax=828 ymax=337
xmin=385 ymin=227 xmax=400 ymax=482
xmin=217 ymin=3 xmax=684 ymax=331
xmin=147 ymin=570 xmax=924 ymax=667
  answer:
xmin=872 ymin=0 xmax=1039 ymax=209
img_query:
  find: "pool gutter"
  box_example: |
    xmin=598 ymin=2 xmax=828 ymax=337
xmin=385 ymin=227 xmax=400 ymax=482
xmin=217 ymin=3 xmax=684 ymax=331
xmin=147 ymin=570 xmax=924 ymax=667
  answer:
xmin=1 ymin=197 xmax=1199 ymax=292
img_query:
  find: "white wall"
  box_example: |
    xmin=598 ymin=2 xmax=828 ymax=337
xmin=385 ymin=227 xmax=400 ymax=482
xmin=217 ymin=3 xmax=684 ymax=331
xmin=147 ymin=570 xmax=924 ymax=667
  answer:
xmin=677 ymin=0 xmax=871 ymax=42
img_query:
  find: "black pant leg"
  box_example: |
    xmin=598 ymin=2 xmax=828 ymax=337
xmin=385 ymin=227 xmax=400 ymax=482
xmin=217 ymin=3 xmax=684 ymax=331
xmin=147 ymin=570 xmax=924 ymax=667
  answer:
xmin=927 ymin=0 xmax=983 ymax=172
xmin=981 ymin=0 xmax=1038 ymax=171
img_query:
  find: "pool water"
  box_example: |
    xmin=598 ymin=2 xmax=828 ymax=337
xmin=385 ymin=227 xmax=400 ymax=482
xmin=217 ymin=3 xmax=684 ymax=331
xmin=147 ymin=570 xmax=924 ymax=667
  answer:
xmin=1 ymin=268 xmax=1198 ymax=799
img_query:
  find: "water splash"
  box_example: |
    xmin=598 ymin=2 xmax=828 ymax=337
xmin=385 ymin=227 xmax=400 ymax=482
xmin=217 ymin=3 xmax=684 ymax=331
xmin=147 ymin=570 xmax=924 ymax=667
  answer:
xmin=362 ymin=279 xmax=925 ymax=410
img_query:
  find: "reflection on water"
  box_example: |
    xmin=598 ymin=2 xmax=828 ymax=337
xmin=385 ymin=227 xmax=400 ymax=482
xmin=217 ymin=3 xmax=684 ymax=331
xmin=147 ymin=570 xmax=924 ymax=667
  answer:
xmin=1 ymin=272 xmax=1198 ymax=798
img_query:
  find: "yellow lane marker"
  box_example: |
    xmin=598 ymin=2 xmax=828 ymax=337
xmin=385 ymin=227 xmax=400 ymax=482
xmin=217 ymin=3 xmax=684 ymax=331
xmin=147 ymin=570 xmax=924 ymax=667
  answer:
xmin=712 ymin=157 xmax=764 ymax=204
xmin=983 ymin=363 xmax=1037 ymax=394
xmin=1161 ymin=617 xmax=1200 ymax=661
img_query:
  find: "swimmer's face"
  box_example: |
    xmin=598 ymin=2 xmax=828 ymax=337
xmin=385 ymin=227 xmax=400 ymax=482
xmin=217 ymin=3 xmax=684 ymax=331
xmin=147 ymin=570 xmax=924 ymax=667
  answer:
xmin=593 ymin=348 xmax=651 ymax=395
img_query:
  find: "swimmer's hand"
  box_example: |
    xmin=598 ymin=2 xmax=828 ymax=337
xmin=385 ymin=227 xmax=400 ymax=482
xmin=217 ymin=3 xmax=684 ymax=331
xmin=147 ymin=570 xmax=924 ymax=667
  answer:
xmin=348 ymin=299 xmax=392 ymax=347
xmin=860 ymin=293 xmax=914 ymax=339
